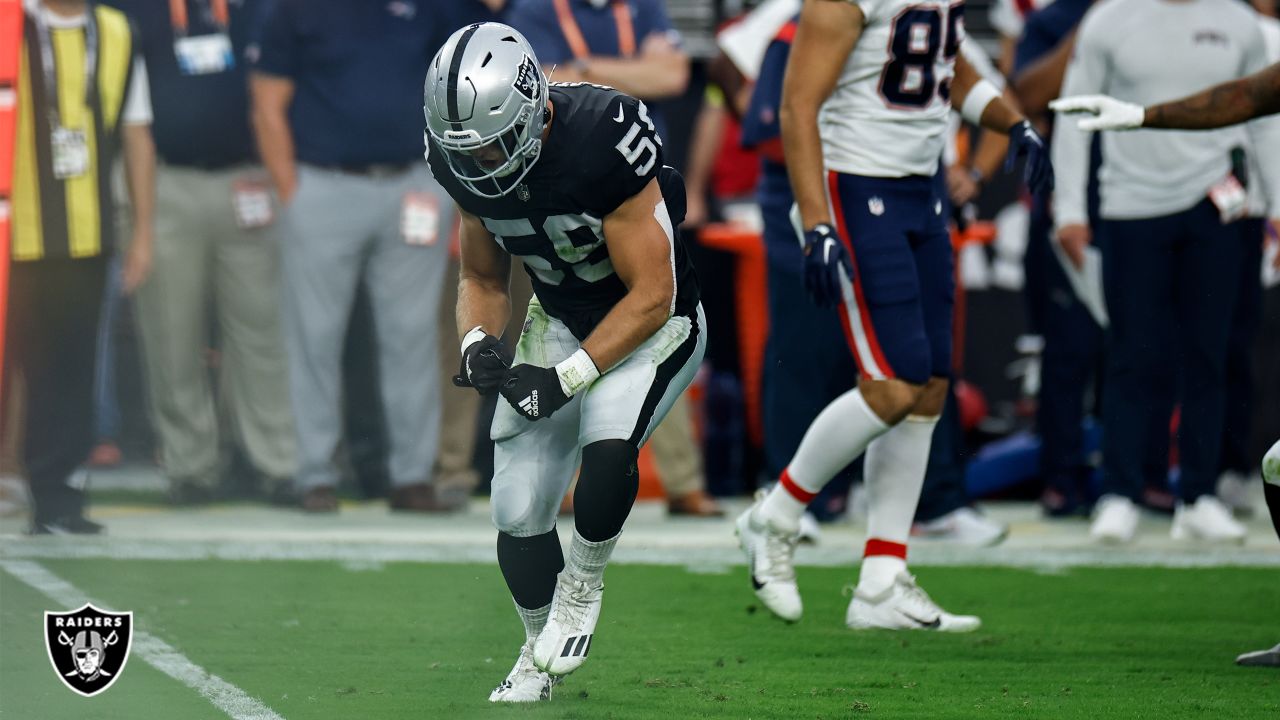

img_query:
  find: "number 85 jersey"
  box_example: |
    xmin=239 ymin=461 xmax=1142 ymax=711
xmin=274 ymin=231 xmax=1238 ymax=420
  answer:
xmin=428 ymin=83 xmax=699 ymax=341
xmin=820 ymin=0 xmax=966 ymax=177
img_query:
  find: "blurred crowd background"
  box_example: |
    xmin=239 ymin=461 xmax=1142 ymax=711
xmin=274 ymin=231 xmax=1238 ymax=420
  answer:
xmin=3 ymin=0 xmax=1278 ymax=543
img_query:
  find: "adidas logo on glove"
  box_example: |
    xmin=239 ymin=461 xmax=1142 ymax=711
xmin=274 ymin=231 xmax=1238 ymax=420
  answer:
xmin=519 ymin=391 xmax=540 ymax=417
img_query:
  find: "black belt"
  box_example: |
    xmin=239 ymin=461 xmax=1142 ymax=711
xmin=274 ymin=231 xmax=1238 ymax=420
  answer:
xmin=320 ymin=162 xmax=415 ymax=179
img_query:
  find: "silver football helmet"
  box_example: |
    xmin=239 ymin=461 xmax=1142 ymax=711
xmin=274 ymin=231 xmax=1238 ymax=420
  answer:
xmin=424 ymin=23 xmax=549 ymax=198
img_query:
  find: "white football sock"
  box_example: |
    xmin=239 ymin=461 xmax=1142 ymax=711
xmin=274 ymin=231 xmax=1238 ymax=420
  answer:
xmin=758 ymin=388 xmax=890 ymax=529
xmin=515 ymin=601 xmax=550 ymax=643
xmin=858 ymin=414 xmax=938 ymax=594
xmin=566 ymin=529 xmax=617 ymax=584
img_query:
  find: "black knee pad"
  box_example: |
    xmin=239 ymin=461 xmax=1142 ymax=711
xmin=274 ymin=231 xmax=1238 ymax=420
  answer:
xmin=580 ymin=440 xmax=639 ymax=478
xmin=574 ymin=440 xmax=641 ymax=542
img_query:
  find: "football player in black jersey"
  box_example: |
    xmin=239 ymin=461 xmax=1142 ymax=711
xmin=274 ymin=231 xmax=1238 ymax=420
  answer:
xmin=424 ymin=23 xmax=706 ymax=701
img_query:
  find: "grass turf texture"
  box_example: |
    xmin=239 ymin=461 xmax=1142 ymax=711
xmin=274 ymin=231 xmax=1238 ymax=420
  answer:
xmin=1 ymin=560 xmax=1276 ymax=719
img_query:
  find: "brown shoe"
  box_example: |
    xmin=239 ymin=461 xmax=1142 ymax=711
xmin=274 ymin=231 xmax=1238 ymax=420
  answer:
xmin=667 ymin=490 xmax=724 ymax=518
xmin=389 ymin=483 xmax=467 ymax=513
xmin=301 ymin=486 xmax=339 ymax=513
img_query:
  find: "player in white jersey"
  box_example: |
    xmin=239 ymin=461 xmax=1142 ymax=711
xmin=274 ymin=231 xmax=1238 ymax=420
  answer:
xmin=736 ymin=0 xmax=1053 ymax=630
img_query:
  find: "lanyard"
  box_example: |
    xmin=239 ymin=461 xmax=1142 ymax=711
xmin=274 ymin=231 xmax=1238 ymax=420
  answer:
xmin=169 ymin=0 xmax=229 ymax=37
xmin=33 ymin=3 xmax=98 ymax=129
xmin=553 ymin=0 xmax=635 ymax=60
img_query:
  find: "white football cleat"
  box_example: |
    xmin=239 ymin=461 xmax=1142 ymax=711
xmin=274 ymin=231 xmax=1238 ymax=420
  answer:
xmin=1171 ymin=495 xmax=1246 ymax=544
xmin=532 ymin=571 xmax=603 ymax=676
xmin=846 ymin=572 xmax=980 ymax=633
xmin=912 ymin=507 xmax=1009 ymax=547
xmin=1090 ymin=494 xmax=1140 ymax=544
xmin=1215 ymin=471 xmax=1256 ymax=517
xmin=489 ymin=643 xmax=555 ymax=703
xmin=735 ymin=491 xmax=803 ymax=622
xmin=1236 ymin=643 xmax=1280 ymax=667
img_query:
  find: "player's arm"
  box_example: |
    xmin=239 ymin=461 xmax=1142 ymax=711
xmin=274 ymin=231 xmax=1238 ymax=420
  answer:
xmin=1053 ymin=62 xmax=1280 ymax=131
xmin=454 ymin=206 xmax=515 ymax=395
xmin=780 ymin=0 xmax=864 ymax=230
xmin=576 ymin=34 xmax=690 ymax=100
xmin=953 ymin=54 xmax=1024 ymax=133
xmin=456 ymin=207 xmax=512 ymax=341
xmin=1012 ymin=30 xmax=1078 ymax=117
xmin=497 ymin=178 xmax=676 ymax=420
xmin=584 ymin=178 xmax=676 ymax=371
xmin=953 ymin=53 xmax=1054 ymax=197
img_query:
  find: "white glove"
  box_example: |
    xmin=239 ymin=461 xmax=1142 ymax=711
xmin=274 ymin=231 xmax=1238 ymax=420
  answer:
xmin=1049 ymin=94 xmax=1146 ymax=131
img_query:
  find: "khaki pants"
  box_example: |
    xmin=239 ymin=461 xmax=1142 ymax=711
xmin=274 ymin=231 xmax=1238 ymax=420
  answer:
xmin=648 ymin=392 xmax=704 ymax=498
xmin=134 ymin=164 xmax=296 ymax=486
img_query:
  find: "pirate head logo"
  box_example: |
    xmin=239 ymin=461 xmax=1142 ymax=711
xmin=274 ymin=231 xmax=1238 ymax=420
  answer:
xmin=512 ymin=56 xmax=539 ymax=101
xmin=45 ymin=604 xmax=132 ymax=697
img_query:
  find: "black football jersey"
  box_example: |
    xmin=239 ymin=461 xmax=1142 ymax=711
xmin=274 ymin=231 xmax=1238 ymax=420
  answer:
xmin=428 ymin=83 xmax=700 ymax=341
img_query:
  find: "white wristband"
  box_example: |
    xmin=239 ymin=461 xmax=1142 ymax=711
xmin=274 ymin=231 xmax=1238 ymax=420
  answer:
xmin=555 ymin=348 xmax=600 ymax=397
xmin=960 ymin=79 xmax=1001 ymax=127
xmin=460 ymin=326 xmax=487 ymax=356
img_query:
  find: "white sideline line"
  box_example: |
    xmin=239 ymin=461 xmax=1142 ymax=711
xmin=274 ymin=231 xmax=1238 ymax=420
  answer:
xmin=0 ymin=560 xmax=285 ymax=720
xmin=2 ymin=537 xmax=1277 ymax=569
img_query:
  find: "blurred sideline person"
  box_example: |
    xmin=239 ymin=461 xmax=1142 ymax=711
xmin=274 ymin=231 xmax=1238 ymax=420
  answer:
xmin=108 ymin=0 xmax=296 ymax=505
xmin=736 ymin=0 xmax=1052 ymax=629
xmin=5 ymin=0 xmax=155 ymax=533
xmin=1053 ymin=34 xmax=1280 ymax=667
xmin=506 ymin=0 xmax=689 ymax=141
xmin=249 ymin=0 xmax=460 ymax=512
xmin=1010 ymin=0 xmax=1101 ymax=516
xmin=1050 ymin=0 xmax=1280 ymax=545
xmin=426 ymin=23 xmax=703 ymax=701
xmin=988 ymin=0 xmax=1053 ymax=77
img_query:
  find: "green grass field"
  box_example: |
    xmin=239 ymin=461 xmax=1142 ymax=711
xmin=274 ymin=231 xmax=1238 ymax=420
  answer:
xmin=2 ymin=560 xmax=1277 ymax=719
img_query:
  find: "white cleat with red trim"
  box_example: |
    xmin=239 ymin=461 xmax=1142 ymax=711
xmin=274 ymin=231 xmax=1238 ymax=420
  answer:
xmin=735 ymin=490 xmax=803 ymax=622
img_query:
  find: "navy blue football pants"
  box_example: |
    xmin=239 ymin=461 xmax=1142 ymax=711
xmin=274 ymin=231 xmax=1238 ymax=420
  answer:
xmin=1098 ymin=200 xmax=1242 ymax=502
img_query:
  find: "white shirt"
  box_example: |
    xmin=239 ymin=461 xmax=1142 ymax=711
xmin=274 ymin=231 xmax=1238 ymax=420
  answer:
xmin=1245 ymin=15 xmax=1280 ymax=217
xmin=819 ymin=0 xmax=964 ymax=178
xmin=1051 ymin=0 xmax=1280 ymax=224
xmin=31 ymin=2 xmax=152 ymax=125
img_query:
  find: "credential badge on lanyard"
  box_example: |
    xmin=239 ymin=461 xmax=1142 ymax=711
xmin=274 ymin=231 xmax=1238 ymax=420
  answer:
xmin=172 ymin=0 xmax=234 ymax=75
xmin=35 ymin=6 xmax=96 ymax=180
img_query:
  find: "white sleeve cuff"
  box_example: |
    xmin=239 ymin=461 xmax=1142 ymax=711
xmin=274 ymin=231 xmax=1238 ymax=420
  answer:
xmin=960 ymin=80 xmax=1001 ymax=127
xmin=555 ymin=348 xmax=600 ymax=397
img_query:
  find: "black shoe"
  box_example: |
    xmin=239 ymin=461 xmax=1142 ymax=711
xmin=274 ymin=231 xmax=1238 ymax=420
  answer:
xmin=265 ymin=479 xmax=299 ymax=507
xmin=29 ymin=515 xmax=104 ymax=535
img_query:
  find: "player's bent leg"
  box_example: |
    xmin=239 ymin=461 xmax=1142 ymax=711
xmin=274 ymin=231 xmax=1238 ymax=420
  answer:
xmin=488 ymin=345 xmax=581 ymax=698
xmin=849 ymin=377 xmax=979 ymax=632
xmin=1263 ymin=439 xmax=1280 ymax=543
xmin=533 ymin=441 xmax=638 ymax=676
xmin=1233 ymin=440 xmax=1280 ymax=667
xmin=740 ymin=377 xmax=919 ymax=621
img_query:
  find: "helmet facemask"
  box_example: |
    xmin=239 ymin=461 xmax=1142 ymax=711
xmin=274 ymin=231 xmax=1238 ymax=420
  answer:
xmin=434 ymin=103 xmax=542 ymax=198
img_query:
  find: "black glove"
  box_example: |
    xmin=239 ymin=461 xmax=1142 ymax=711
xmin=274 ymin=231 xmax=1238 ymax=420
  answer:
xmin=452 ymin=334 xmax=512 ymax=395
xmin=500 ymin=364 xmax=572 ymax=421
xmin=1006 ymin=120 xmax=1054 ymax=197
xmin=801 ymin=223 xmax=852 ymax=308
